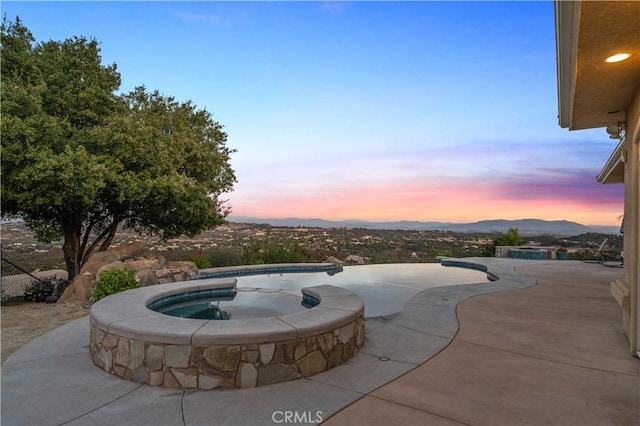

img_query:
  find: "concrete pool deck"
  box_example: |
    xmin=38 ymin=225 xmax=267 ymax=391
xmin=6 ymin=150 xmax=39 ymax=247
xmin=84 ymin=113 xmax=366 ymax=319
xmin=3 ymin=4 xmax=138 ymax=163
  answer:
xmin=2 ymin=258 xmax=638 ymax=425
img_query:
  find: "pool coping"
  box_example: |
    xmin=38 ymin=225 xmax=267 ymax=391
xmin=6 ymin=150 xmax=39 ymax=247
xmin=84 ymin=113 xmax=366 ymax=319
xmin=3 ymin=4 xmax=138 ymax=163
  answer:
xmin=90 ymin=278 xmax=364 ymax=346
xmin=439 ymin=258 xmax=500 ymax=281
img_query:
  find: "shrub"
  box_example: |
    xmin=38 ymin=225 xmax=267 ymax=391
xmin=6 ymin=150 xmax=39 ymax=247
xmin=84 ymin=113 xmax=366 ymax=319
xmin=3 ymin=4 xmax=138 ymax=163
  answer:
xmin=242 ymin=240 xmax=309 ymax=265
xmin=481 ymin=228 xmax=522 ymax=257
xmin=203 ymin=247 xmax=245 ymax=267
xmin=497 ymin=228 xmax=522 ymax=246
xmin=185 ymin=252 xmax=212 ymax=269
xmin=93 ymin=268 xmax=139 ymax=301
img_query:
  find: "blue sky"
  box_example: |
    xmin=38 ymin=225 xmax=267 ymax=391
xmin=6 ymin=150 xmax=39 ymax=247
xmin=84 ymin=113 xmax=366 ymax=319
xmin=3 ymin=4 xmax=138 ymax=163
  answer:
xmin=3 ymin=1 xmax=625 ymax=225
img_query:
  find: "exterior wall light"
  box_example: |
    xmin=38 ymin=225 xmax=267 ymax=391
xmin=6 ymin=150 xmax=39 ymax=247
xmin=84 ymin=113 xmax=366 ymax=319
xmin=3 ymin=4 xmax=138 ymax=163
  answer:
xmin=606 ymin=122 xmax=626 ymax=140
xmin=605 ymin=53 xmax=631 ymax=63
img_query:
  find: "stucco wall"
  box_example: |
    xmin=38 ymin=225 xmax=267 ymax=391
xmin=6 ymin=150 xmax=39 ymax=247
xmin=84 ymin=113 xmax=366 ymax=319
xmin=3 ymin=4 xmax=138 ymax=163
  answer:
xmin=615 ymin=86 xmax=640 ymax=353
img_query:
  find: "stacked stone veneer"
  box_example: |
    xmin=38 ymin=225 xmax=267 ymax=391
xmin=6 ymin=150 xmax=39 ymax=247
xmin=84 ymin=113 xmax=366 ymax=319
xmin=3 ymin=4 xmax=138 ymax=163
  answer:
xmin=89 ymin=278 xmax=365 ymax=389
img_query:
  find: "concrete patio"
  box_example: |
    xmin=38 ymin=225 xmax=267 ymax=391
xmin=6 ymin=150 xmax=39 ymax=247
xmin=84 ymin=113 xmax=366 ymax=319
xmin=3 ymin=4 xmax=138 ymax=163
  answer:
xmin=2 ymin=258 xmax=638 ymax=425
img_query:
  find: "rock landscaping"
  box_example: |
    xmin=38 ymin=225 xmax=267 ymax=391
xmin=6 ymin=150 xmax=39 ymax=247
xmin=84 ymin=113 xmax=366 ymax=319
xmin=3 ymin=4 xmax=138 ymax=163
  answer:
xmin=58 ymin=242 xmax=198 ymax=303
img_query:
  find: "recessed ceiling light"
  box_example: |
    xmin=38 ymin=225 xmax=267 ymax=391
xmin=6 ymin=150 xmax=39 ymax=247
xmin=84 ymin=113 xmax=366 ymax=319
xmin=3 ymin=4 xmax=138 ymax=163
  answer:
xmin=605 ymin=53 xmax=631 ymax=63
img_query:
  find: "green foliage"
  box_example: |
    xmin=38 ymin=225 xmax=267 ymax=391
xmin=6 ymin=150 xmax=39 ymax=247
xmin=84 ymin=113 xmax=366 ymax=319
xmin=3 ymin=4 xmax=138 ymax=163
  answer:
xmin=1 ymin=17 xmax=236 ymax=279
xmin=481 ymin=228 xmax=522 ymax=257
xmin=185 ymin=252 xmax=212 ymax=269
xmin=480 ymin=244 xmax=495 ymax=257
xmin=92 ymin=268 xmax=138 ymax=301
xmin=242 ymin=239 xmax=310 ymax=265
xmin=203 ymin=247 xmax=244 ymax=267
xmin=496 ymin=228 xmax=522 ymax=246
xmin=436 ymin=249 xmax=454 ymax=258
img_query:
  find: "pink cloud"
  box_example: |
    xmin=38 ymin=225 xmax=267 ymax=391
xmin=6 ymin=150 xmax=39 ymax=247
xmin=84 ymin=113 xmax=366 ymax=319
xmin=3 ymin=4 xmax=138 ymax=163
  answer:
xmin=488 ymin=169 xmax=624 ymax=207
xmin=229 ymin=170 xmax=623 ymax=225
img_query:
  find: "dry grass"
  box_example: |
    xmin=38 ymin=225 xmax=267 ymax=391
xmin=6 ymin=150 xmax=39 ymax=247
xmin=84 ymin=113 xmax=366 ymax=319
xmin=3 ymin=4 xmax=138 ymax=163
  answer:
xmin=1 ymin=301 xmax=89 ymax=364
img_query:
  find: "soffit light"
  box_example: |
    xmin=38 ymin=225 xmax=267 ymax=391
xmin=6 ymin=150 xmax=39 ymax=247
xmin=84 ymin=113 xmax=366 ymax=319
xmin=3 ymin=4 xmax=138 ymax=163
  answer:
xmin=605 ymin=53 xmax=631 ymax=63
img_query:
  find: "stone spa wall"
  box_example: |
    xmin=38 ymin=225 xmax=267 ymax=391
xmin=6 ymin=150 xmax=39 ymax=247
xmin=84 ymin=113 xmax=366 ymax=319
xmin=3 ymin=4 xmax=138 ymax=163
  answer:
xmin=89 ymin=279 xmax=365 ymax=390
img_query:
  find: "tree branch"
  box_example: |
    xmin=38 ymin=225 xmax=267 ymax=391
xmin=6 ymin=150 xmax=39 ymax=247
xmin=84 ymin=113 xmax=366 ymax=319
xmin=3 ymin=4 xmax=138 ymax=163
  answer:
xmin=99 ymin=220 xmax=119 ymax=251
xmin=81 ymin=223 xmax=112 ymax=265
xmin=80 ymin=217 xmax=99 ymax=256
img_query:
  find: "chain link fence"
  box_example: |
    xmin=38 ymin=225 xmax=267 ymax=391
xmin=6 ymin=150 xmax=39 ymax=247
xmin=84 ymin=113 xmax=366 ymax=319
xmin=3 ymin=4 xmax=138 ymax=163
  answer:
xmin=1 ymin=247 xmax=67 ymax=303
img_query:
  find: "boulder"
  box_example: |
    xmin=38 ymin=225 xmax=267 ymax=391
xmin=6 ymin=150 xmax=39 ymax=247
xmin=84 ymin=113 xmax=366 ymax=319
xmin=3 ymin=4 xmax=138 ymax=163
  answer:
xmin=165 ymin=261 xmax=199 ymax=280
xmin=95 ymin=261 xmax=126 ymax=278
xmin=63 ymin=273 xmax=94 ymax=303
xmin=80 ymin=241 xmax=151 ymax=276
xmin=155 ymin=262 xmax=199 ymax=284
xmin=137 ymin=269 xmax=160 ymax=287
xmin=58 ymin=242 xmax=198 ymax=303
xmin=325 ymin=256 xmax=344 ymax=267
xmin=343 ymin=255 xmax=365 ymax=265
xmin=123 ymin=258 xmax=161 ymax=271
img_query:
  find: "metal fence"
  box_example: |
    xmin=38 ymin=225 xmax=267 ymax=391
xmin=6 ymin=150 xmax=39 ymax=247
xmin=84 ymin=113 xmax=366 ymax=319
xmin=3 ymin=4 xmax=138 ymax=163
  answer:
xmin=1 ymin=248 xmax=67 ymax=303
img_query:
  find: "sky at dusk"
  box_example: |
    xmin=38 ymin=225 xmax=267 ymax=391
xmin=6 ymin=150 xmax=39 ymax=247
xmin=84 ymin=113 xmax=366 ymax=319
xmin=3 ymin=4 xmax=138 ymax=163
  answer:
xmin=3 ymin=1 xmax=625 ymax=226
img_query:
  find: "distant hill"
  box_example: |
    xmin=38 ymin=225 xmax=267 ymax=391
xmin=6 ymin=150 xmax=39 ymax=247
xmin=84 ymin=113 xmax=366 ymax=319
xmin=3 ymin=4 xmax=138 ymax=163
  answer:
xmin=228 ymin=216 xmax=620 ymax=236
xmin=439 ymin=219 xmax=593 ymax=235
xmin=229 ymin=217 xmax=450 ymax=230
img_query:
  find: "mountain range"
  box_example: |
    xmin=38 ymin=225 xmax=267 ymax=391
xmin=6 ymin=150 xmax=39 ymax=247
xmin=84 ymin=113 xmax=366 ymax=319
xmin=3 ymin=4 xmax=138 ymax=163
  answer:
xmin=228 ymin=217 xmax=621 ymax=236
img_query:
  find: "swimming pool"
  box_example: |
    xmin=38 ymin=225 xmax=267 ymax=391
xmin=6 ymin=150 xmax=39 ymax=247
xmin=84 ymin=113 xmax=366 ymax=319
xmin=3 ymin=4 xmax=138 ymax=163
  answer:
xmin=90 ymin=262 xmax=489 ymax=389
xmin=202 ymin=263 xmax=489 ymax=318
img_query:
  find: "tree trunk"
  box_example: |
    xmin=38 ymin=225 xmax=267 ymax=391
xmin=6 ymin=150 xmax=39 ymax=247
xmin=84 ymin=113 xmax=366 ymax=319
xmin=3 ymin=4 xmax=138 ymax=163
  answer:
xmin=62 ymin=224 xmax=83 ymax=281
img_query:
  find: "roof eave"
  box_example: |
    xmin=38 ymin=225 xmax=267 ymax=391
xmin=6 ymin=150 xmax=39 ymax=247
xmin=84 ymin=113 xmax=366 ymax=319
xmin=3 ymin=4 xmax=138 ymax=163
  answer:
xmin=555 ymin=0 xmax=580 ymax=129
xmin=597 ymin=138 xmax=625 ymax=184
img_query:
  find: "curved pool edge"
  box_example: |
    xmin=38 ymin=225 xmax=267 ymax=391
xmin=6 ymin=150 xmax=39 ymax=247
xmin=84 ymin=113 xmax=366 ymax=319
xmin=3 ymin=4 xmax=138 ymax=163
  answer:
xmin=378 ymin=258 xmax=546 ymax=367
xmin=403 ymin=257 xmax=545 ymax=316
xmin=89 ymin=279 xmax=364 ymax=390
xmin=198 ymin=262 xmax=343 ymax=279
xmin=439 ymin=258 xmax=500 ymax=281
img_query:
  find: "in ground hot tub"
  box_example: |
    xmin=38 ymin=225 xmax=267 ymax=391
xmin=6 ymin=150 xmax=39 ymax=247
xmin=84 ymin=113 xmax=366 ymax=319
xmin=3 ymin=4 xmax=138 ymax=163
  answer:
xmin=89 ymin=276 xmax=365 ymax=390
xmin=148 ymin=286 xmax=316 ymax=320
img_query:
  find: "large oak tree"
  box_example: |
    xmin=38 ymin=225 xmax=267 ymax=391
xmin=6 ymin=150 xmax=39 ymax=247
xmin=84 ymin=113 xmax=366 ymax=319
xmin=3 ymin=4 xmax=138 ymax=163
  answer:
xmin=1 ymin=17 xmax=237 ymax=279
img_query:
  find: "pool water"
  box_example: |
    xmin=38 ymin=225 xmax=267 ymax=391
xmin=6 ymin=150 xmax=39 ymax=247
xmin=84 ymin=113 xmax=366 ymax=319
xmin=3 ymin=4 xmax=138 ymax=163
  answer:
xmin=200 ymin=263 xmax=488 ymax=318
xmin=155 ymin=288 xmax=310 ymax=320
